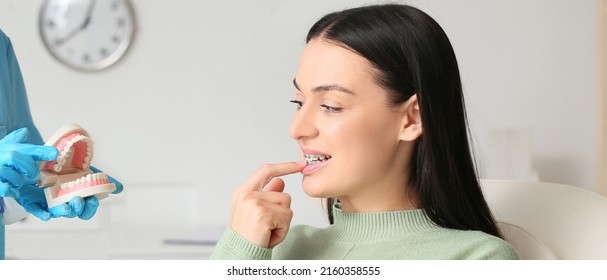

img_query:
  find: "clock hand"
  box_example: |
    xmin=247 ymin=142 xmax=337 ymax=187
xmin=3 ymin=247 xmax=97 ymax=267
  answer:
xmin=54 ymin=0 xmax=97 ymax=48
xmin=81 ymin=0 xmax=97 ymax=29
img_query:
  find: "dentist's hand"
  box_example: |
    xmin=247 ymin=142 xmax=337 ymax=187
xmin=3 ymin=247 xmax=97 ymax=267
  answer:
xmin=230 ymin=161 xmax=306 ymax=248
xmin=0 ymin=128 xmax=59 ymax=198
xmin=17 ymin=183 xmax=99 ymax=221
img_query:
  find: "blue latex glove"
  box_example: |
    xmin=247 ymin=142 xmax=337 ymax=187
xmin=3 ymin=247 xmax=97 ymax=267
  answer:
xmin=0 ymin=128 xmax=58 ymax=199
xmin=89 ymin=165 xmax=123 ymax=194
xmin=17 ymin=184 xmax=99 ymax=221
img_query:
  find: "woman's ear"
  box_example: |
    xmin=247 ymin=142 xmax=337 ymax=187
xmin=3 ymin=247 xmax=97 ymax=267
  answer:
xmin=399 ymin=94 xmax=423 ymax=141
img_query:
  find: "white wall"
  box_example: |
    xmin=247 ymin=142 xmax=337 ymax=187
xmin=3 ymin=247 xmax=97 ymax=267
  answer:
xmin=0 ymin=0 xmax=599 ymax=230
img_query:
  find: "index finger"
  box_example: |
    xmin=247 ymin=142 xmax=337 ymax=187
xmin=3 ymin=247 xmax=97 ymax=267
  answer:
xmin=14 ymin=144 xmax=59 ymax=161
xmin=241 ymin=160 xmax=307 ymax=191
xmin=0 ymin=127 xmax=29 ymax=145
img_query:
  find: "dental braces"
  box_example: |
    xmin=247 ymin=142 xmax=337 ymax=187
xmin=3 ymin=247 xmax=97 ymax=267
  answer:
xmin=304 ymin=154 xmax=331 ymax=165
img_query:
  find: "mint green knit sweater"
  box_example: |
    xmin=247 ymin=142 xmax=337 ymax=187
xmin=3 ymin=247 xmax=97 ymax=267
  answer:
xmin=210 ymin=205 xmax=519 ymax=260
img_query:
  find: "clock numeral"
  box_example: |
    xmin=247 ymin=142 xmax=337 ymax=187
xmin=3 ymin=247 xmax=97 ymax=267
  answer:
xmin=112 ymin=36 xmax=121 ymax=44
xmin=53 ymin=38 xmax=63 ymax=47
xmin=111 ymin=1 xmax=120 ymax=11
xmin=117 ymin=17 xmax=126 ymax=28
xmin=99 ymin=48 xmax=108 ymax=57
xmin=46 ymin=20 xmax=56 ymax=29
xmin=83 ymin=53 xmax=91 ymax=63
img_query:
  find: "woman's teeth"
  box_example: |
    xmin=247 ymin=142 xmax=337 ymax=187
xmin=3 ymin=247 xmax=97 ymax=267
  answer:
xmin=304 ymin=154 xmax=332 ymax=165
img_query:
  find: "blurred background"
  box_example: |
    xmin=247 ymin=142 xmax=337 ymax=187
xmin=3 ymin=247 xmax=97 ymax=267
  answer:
xmin=0 ymin=0 xmax=603 ymax=259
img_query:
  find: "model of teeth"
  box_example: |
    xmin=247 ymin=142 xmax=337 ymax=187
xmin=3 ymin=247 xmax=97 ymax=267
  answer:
xmin=304 ymin=154 xmax=332 ymax=165
xmin=49 ymin=133 xmax=94 ymax=172
xmin=37 ymin=124 xmax=116 ymax=208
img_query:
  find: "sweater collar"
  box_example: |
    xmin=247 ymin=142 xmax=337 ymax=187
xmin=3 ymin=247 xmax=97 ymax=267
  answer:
xmin=323 ymin=203 xmax=439 ymax=242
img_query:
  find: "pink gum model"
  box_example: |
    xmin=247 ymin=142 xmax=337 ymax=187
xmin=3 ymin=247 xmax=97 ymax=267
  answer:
xmin=38 ymin=124 xmax=116 ymax=208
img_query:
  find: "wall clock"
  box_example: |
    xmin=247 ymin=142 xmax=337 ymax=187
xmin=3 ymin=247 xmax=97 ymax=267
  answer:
xmin=39 ymin=0 xmax=135 ymax=72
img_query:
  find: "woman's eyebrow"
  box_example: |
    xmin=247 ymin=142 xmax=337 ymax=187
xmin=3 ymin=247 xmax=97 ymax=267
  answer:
xmin=293 ymin=78 xmax=301 ymax=91
xmin=293 ymin=78 xmax=356 ymax=95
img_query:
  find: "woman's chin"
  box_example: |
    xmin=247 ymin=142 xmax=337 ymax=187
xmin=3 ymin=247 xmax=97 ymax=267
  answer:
xmin=301 ymin=181 xmax=333 ymax=198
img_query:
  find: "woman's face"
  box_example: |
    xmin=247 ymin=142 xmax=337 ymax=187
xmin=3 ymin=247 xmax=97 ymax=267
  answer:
xmin=289 ymin=39 xmax=418 ymax=208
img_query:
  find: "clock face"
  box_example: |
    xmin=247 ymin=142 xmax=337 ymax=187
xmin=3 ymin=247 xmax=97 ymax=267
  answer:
xmin=39 ymin=0 xmax=135 ymax=72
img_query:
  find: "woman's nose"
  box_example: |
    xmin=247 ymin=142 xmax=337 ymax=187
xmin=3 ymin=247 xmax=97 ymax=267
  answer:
xmin=289 ymin=104 xmax=318 ymax=140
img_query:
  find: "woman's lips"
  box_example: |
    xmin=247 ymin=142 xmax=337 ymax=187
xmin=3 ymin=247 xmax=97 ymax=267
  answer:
xmin=302 ymin=158 xmax=330 ymax=175
xmin=300 ymin=148 xmax=331 ymax=175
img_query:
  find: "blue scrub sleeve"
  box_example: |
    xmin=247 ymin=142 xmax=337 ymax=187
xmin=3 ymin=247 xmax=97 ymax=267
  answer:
xmin=0 ymin=28 xmax=43 ymax=259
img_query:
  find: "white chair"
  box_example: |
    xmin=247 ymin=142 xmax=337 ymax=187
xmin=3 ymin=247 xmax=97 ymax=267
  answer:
xmin=481 ymin=179 xmax=607 ymax=260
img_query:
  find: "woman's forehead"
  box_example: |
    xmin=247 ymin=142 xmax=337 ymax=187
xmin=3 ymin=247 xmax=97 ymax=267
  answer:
xmin=296 ymin=39 xmax=377 ymax=91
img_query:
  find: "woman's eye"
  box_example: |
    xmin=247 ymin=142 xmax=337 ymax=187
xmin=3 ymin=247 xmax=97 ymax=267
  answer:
xmin=320 ymin=104 xmax=342 ymax=113
xmin=289 ymin=100 xmax=303 ymax=110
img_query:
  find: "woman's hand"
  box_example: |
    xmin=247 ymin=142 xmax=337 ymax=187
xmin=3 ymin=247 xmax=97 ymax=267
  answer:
xmin=230 ymin=161 xmax=306 ymax=248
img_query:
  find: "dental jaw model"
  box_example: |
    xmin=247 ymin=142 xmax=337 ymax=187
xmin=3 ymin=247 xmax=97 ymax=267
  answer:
xmin=37 ymin=124 xmax=116 ymax=208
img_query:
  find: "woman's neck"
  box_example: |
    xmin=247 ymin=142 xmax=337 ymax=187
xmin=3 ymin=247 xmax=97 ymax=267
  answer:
xmin=337 ymin=181 xmax=419 ymax=213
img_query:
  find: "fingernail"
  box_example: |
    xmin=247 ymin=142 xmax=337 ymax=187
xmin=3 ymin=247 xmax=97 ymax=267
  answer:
xmin=296 ymin=160 xmax=307 ymax=165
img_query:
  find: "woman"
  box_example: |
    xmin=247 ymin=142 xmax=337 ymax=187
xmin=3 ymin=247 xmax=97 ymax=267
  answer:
xmin=211 ymin=4 xmax=518 ymax=259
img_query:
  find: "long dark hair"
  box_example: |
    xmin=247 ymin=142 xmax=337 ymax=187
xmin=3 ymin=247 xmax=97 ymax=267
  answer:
xmin=308 ymin=4 xmax=502 ymax=238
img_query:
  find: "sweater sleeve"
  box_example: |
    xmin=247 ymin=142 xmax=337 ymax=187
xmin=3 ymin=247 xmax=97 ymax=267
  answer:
xmin=466 ymin=237 xmax=520 ymax=260
xmin=481 ymin=243 xmax=520 ymax=260
xmin=209 ymin=227 xmax=273 ymax=260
